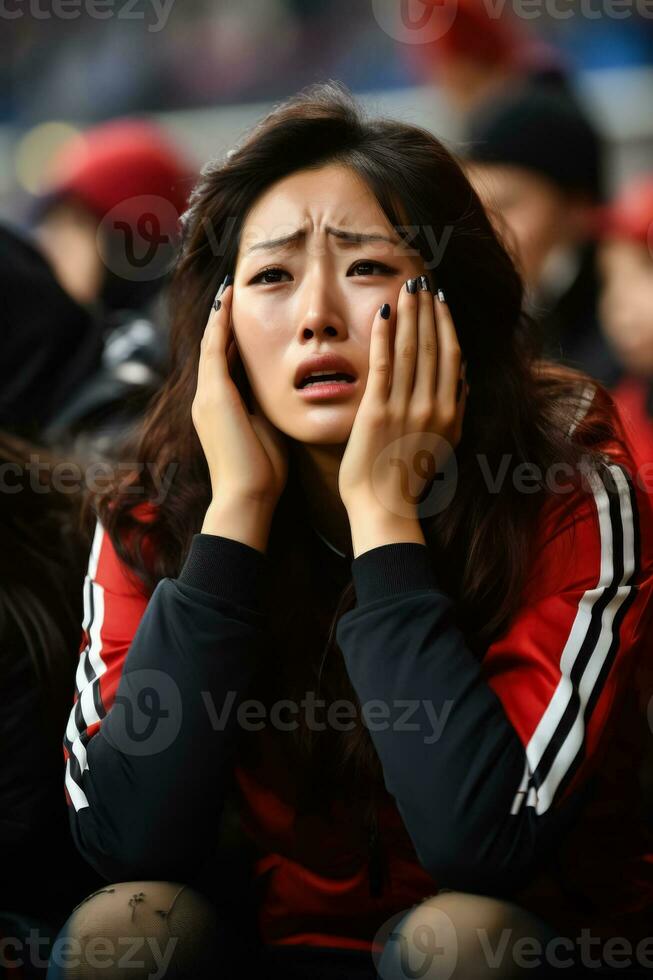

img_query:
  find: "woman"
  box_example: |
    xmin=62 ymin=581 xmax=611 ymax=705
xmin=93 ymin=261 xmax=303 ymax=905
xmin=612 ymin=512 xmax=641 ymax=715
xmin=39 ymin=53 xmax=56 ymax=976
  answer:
xmin=51 ymin=82 xmax=653 ymax=979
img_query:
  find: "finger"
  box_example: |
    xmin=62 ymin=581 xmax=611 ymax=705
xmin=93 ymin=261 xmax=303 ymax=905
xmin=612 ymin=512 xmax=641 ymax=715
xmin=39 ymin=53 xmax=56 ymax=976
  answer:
xmin=363 ymin=301 xmax=393 ymax=405
xmin=388 ymin=277 xmax=419 ymax=408
xmin=413 ymin=275 xmax=438 ymax=406
xmin=199 ymin=283 xmax=234 ymax=389
xmin=433 ymin=289 xmax=462 ymax=412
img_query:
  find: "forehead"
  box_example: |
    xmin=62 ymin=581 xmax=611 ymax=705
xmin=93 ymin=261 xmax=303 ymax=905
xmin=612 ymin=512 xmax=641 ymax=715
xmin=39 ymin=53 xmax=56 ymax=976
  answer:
xmin=468 ymin=162 xmax=559 ymax=203
xmin=238 ymin=163 xmax=395 ymax=249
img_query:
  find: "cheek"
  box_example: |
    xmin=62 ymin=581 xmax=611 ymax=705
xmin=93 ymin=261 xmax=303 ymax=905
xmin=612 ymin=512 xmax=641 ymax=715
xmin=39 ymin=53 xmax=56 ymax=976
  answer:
xmin=232 ymin=303 xmax=282 ymax=366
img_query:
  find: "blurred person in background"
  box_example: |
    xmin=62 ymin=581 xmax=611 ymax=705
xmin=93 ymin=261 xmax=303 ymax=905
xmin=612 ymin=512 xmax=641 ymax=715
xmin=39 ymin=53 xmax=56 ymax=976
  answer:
xmin=402 ymin=0 xmax=571 ymax=114
xmin=464 ymin=83 xmax=622 ymax=387
xmin=598 ymin=175 xmax=653 ymax=472
xmin=0 ymin=222 xmax=103 ymax=443
xmin=28 ymin=119 xmax=196 ymax=460
xmin=0 ymin=431 xmax=102 ymax=979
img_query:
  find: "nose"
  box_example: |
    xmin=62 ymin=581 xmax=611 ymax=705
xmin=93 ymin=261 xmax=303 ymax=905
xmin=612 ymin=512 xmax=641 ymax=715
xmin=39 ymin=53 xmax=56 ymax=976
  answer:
xmin=295 ymin=269 xmax=347 ymax=342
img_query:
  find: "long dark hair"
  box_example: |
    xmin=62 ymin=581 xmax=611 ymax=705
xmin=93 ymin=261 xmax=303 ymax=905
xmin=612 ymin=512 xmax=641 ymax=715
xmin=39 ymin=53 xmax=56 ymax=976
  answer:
xmin=90 ymin=80 xmax=624 ymax=807
xmin=0 ymin=431 xmax=92 ymax=743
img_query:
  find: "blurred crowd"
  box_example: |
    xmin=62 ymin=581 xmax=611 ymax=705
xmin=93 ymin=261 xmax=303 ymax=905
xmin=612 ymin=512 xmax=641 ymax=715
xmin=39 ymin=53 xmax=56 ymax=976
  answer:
xmin=3 ymin=1 xmax=653 ymax=975
xmin=4 ymin=0 xmax=653 ymax=127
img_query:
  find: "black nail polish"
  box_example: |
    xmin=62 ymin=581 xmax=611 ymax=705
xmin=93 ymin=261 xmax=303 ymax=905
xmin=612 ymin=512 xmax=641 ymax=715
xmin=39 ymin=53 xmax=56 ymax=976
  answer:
xmin=406 ymin=278 xmax=418 ymax=294
xmin=380 ymin=303 xmax=391 ymax=319
xmin=418 ymin=275 xmax=431 ymax=292
xmin=212 ymin=272 xmax=234 ymax=311
xmin=437 ymin=288 xmax=446 ymax=303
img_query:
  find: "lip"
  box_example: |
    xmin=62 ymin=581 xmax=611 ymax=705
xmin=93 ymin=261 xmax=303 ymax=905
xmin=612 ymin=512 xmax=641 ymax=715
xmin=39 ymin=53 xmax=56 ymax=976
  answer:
xmin=293 ymin=352 xmax=359 ymax=390
xmin=296 ymin=378 xmax=360 ymax=401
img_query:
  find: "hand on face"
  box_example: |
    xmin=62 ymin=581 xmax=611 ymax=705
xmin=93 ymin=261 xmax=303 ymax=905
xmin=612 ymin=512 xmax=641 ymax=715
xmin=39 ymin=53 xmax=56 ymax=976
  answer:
xmin=192 ymin=275 xmax=290 ymax=510
xmin=338 ymin=275 xmax=468 ymax=519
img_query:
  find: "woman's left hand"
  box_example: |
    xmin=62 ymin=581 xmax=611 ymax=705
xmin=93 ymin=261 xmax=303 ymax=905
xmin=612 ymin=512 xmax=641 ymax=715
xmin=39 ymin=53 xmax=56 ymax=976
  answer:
xmin=338 ymin=277 xmax=468 ymax=523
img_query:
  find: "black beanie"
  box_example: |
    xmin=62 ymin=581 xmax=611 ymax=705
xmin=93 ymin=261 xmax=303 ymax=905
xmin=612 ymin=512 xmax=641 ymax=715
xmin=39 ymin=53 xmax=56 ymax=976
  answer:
xmin=464 ymin=84 xmax=605 ymax=203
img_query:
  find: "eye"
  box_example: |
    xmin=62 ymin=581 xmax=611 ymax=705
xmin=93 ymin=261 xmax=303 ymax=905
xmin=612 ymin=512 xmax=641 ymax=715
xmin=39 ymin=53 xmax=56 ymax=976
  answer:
xmin=249 ymin=260 xmax=396 ymax=285
xmin=250 ymin=266 xmax=289 ymax=284
xmin=349 ymin=260 xmax=394 ymax=277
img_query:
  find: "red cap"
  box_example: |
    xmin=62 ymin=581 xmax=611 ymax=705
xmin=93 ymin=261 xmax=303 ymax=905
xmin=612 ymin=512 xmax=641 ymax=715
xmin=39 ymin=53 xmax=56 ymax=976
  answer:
xmin=42 ymin=119 xmax=196 ymax=238
xmin=402 ymin=0 xmax=522 ymax=78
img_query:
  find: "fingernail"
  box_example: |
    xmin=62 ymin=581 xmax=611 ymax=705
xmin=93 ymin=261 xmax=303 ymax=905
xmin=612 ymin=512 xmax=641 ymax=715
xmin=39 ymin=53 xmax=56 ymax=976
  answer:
xmin=437 ymin=288 xmax=446 ymax=303
xmin=213 ymin=272 xmax=234 ymax=309
xmin=417 ymin=275 xmax=431 ymax=292
xmin=405 ymin=278 xmax=418 ymax=294
xmin=380 ymin=303 xmax=391 ymax=319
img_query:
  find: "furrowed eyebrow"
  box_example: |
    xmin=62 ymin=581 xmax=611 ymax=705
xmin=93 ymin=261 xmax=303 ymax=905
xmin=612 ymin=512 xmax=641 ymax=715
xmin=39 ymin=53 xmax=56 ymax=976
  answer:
xmin=245 ymin=225 xmax=401 ymax=254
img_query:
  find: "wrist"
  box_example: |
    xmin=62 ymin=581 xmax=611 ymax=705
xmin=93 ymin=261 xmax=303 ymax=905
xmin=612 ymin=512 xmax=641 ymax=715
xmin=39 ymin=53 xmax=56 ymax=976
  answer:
xmin=346 ymin=503 xmax=425 ymax=559
xmin=202 ymin=497 xmax=274 ymax=554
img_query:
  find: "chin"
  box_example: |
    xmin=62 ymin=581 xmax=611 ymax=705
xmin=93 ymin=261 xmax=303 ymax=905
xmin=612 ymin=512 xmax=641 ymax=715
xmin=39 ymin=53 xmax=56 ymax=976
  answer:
xmin=291 ymin=417 xmax=354 ymax=446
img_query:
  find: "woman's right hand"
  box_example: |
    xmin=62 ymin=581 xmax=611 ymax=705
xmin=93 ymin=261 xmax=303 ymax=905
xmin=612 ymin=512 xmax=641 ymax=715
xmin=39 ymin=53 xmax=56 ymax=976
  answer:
xmin=192 ymin=280 xmax=289 ymax=513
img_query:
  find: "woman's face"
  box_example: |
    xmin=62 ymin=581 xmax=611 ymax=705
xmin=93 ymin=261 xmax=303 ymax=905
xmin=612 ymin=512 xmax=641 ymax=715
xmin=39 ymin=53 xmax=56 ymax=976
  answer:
xmin=599 ymin=239 xmax=653 ymax=376
xmin=231 ymin=163 xmax=427 ymax=445
xmin=466 ymin=162 xmax=574 ymax=288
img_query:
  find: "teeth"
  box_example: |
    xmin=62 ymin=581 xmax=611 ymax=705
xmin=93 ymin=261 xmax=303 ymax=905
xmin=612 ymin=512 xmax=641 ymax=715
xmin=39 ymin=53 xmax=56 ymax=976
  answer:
xmin=300 ymin=369 xmax=354 ymax=388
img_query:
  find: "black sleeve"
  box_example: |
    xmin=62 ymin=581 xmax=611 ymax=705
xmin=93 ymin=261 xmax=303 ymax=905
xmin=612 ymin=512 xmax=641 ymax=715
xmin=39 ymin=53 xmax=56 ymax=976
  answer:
xmin=335 ymin=542 xmax=601 ymax=896
xmin=67 ymin=534 xmax=268 ymax=883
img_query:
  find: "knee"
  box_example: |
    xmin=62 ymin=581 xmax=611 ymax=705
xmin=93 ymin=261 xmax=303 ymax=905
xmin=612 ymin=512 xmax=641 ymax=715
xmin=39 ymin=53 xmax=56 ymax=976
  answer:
xmin=377 ymin=890 xmax=559 ymax=980
xmin=46 ymin=880 xmax=224 ymax=979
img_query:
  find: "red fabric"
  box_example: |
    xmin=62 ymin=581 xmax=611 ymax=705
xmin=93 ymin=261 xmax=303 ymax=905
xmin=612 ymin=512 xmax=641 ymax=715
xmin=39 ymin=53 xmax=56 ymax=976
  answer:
xmin=613 ymin=377 xmax=653 ymax=483
xmin=43 ymin=120 xmax=195 ymax=236
xmin=596 ymin=176 xmax=653 ymax=247
xmin=64 ymin=432 xmax=653 ymax=949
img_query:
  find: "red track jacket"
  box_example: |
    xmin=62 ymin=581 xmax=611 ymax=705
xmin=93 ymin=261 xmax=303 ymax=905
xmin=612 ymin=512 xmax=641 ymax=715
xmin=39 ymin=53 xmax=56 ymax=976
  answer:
xmin=63 ymin=393 xmax=653 ymax=951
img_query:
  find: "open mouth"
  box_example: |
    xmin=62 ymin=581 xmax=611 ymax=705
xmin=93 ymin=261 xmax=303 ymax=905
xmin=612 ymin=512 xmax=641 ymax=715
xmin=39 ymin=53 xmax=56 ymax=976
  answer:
xmin=297 ymin=371 xmax=356 ymax=389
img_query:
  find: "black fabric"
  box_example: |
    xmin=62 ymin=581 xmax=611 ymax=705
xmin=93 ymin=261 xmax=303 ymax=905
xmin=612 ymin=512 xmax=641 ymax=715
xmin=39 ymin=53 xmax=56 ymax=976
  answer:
xmin=42 ymin=301 xmax=171 ymax=461
xmin=0 ymin=222 xmax=104 ymax=441
xmin=66 ymin=550 xmax=268 ymax=883
xmin=465 ymin=83 xmax=604 ymax=202
xmin=178 ymin=531 xmax=269 ymax=606
xmin=349 ymin=540 xmax=439 ymax=604
xmin=536 ymin=243 xmax=622 ymax=388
